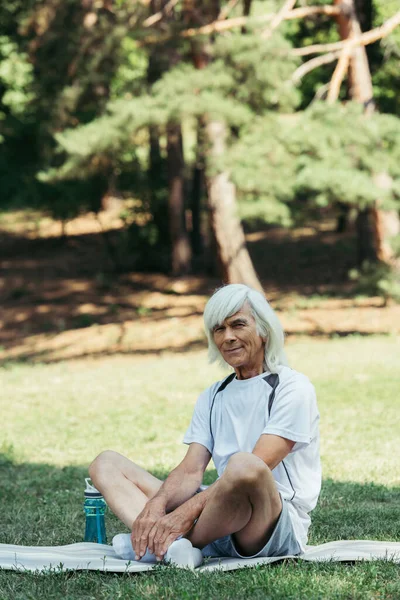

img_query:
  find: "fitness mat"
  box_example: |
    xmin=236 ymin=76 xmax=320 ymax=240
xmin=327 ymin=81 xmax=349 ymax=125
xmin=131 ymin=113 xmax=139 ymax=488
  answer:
xmin=1 ymin=540 xmax=399 ymax=573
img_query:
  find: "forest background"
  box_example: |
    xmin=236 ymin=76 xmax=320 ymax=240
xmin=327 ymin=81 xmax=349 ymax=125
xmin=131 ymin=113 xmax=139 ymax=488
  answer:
xmin=1 ymin=0 xmax=400 ymax=362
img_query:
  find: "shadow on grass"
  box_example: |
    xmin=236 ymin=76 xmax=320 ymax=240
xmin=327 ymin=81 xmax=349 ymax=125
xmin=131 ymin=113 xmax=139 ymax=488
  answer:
xmin=0 ymin=338 xmax=208 ymax=367
xmin=2 ymin=220 xmax=397 ymax=368
xmin=1 ymin=453 xmax=399 ymax=548
xmin=0 ymin=221 xmax=375 ymax=364
xmin=246 ymin=225 xmax=357 ymax=291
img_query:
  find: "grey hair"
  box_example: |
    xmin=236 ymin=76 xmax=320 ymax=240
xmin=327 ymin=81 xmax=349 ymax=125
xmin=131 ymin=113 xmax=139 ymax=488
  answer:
xmin=203 ymin=284 xmax=289 ymax=373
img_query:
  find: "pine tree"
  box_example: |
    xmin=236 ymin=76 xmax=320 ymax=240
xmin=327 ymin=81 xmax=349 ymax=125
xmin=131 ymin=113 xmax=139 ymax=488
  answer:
xmin=10 ymin=0 xmax=399 ymax=296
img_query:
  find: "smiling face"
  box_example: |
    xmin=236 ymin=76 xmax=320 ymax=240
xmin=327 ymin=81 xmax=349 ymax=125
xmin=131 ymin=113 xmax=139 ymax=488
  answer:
xmin=212 ymin=303 xmax=266 ymax=379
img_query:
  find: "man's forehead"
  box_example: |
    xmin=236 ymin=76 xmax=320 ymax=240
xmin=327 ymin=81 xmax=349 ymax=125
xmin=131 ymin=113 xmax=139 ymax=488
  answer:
xmin=220 ymin=304 xmax=254 ymax=324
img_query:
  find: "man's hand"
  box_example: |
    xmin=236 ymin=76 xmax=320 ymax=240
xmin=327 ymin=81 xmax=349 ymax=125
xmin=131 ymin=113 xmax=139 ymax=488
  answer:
xmin=131 ymin=443 xmax=210 ymax=560
xmin=131 ymin=498 xmax=166 ymax=560
xmin=150 ymin=504 xmax=197 ymax=560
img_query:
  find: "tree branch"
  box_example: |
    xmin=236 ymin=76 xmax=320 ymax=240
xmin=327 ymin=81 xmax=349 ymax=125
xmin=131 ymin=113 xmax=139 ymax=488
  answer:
xmin=179 ymin=14 xmax=266 ymax=37
xmin=143 ymin=0 xmax=179 ymax=27
xmin=292 ymin=10 xmax=400 ymax=56
xmin=313 ymin=82 xmax=330 ymax=102
xmin=140 ymin=4 xmax=342 ymax=44
xmin=327 ymin=48 xmax=351 ymax=102
xmin=289 ymin=5 xmax=341 ymax=19
xmin=261 ymin=0 xmax=297 ymax=40
xmin=291 ymin=50 xmax=342 ymax=82
xmin=218 ymin=0 xmax=240 ymax=21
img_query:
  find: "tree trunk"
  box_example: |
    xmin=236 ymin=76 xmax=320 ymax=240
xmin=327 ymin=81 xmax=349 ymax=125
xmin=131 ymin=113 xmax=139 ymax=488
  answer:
xmin=242 ymin=0 xmax=253 ymax=32
xmin=336 ymin=202 xmax=350 ymax=233
xmin=191 ymin=118 xmax=205 ymax=259
xmin=356 ymin=209 xmax=377 ymax=265
xmin=334 ymin=0 xmax=400 ymax=265
xmin=183 ymin=0 xmax=262 ymax=289
xmin=371 ymin=172 xmax=400 ymax=263
xmin=166 ymin=122 xmax=192 ymax=275
xmin=334 ymin=0 xmax=374 ymax=109
xmin=148 ymin=125 xmax=163 ymax=189
xmin=205 ymin=120 xmax=263 ymax=291
xmin=147 ymin=40 xmax=169 ymax=246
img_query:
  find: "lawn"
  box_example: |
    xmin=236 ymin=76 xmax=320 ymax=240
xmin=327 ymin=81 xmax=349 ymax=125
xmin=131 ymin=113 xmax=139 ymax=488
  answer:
xmin=1 ymin=335 xmax=400 ymax=599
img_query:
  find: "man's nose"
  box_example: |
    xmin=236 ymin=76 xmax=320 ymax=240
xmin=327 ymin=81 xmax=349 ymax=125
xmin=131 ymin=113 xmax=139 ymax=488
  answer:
xmin=223 ymin=327 xmax=236 ymax=342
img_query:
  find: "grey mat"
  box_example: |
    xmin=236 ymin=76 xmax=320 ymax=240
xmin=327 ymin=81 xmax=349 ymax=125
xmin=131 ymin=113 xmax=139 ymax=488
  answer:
xmin=1 ymin=540 xmax=399 ymax=574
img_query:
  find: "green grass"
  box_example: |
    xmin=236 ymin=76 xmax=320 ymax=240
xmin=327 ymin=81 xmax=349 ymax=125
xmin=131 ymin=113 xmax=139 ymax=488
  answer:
xmin=1 ymin=335 xmax=400 ymax=599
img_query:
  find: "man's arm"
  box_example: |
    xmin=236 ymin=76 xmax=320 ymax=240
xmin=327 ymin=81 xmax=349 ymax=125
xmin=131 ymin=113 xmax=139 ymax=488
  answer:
xmin=131 ymin=443 xmax=211 ymax=559
xmin=157 ymin=443 xmax=211 ymax=512
xmin=252 ymin=433 xmax=295 ymax=469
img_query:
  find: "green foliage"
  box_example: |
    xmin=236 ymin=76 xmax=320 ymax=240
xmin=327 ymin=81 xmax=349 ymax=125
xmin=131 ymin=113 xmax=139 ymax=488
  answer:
xmin=291 ymin=104 xmax=400 ymax=209
xmin=210 ymin=32 xmax=300 ymax=113
xmin=0 ymin=0 xmax=131 ymax=211
xmin=48 ymin=32 xmax=298 ymax=182
xmin=369 ymin=0 xmax=400 ymax=115
xmin=44 ymin=29 xmax=299 ymax=179
xmin=110 ymin=37 xmax=148 ymax=99
xmin=229 ymin=102 xmax=400 ymax=223
xmin=349 ymin=261 xmax=400 ymax=304
xmin=284 ymin=0 xmax=340 ymax=108
xmin=227 ymin=114 xmax=295 ymax=225
xmin=1 ymin=0 xmax=400 ymax=279
xmin=38 ymin=27 xmax=303 ymax=245
xmin=0 ymin=36 xmax=35 ymax=121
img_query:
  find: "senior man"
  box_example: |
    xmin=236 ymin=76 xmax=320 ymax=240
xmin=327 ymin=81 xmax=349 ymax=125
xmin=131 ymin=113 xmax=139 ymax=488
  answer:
xmin=89 ymin=284 xmax=321 ymax=565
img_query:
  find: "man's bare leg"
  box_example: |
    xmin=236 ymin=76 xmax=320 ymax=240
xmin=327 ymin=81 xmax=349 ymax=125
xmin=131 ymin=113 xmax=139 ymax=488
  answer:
xmin=89 ymin=450 xmax=204 ymax=567
xmin=187 ymin=452 xmax=282 ymax=556
xmin=89 ymin=450 xmax=162 ymax=528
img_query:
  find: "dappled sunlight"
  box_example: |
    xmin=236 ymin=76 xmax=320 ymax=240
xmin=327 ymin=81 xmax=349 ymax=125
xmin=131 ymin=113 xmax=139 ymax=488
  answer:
xmin=2 ymin=300 xmax=399 ymax=363
xmin=1 ymin=212 xmax=399 ymax=363
xmin=0 ymin=317 xmax=206 ymax=363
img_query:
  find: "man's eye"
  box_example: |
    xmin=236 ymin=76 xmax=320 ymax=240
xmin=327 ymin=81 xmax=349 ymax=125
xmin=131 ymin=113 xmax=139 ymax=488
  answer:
xmin=214 ymin=327 xmax=224 ymax=333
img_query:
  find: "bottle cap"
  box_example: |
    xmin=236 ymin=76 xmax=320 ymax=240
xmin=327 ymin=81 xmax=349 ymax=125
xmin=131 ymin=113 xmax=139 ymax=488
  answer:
xmin=84 ymin=477 xmax=103 ymax=498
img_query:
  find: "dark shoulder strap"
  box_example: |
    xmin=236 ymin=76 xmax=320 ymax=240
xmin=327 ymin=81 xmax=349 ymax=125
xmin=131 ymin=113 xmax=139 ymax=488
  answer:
xmin=263 ymin=373 xmax=280 ymax=417
xmin=215 ymin=372 xmax=236 ymax=395
xmin=209 ymin=373 xmax=235 ymax=444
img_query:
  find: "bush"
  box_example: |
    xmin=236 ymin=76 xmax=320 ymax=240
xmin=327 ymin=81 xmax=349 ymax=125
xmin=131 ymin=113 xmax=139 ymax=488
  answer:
xmin=349 ymin=261 xmax=400 ymax=305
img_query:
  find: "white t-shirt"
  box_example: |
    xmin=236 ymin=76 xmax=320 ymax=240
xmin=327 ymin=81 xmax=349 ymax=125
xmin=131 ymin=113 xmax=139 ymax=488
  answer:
xmin=183 ymin=366 xmax=321 ymax=549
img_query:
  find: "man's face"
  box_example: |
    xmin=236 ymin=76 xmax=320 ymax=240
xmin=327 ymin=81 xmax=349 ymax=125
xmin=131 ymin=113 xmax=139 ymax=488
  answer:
xmin=212 ymin=303 xmax=265 ymax=373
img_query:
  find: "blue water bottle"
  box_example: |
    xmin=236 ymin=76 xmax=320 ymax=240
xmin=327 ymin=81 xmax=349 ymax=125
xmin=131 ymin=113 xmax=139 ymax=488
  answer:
xmin=84 ymin=478 xmax=107 ymax=544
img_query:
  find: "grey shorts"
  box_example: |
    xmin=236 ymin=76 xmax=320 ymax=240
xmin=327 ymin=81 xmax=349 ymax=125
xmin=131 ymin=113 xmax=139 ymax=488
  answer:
xmin=200 ymin=496 xmax=302 ymax=559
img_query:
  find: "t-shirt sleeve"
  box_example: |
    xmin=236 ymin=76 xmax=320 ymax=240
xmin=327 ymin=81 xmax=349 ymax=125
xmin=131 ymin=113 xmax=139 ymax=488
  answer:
xmin=183 ymin=387 xmax=214 ymax=454
xmin=262 ymin=377 xmax=318 ymax=452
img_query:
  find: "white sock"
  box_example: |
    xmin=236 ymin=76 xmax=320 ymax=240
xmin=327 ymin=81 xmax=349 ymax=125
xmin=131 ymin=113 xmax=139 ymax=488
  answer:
xmin=112 ymin=534 xmax=203 ymax=568
xmin=112 ymin=533 xmax=154 ymax=562
xmin=165 ymin=537 xmax=203 ymax=569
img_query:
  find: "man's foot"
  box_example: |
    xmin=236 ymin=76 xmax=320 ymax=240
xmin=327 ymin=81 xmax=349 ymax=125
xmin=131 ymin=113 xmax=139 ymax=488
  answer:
xmin=112 ymin=533 xmax=137 ymax=561
xmin=165 ymin=538 xmax=203 ymax=569
xmin=112 ymin=534 xmax=203 ymax=568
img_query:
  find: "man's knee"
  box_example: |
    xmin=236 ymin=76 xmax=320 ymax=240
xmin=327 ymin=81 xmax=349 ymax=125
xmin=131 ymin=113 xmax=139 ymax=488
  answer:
xmin=89 ymin=450 xmax=118 ymax=484
xmin=223 ymin=452 xmax=271 ymax=490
